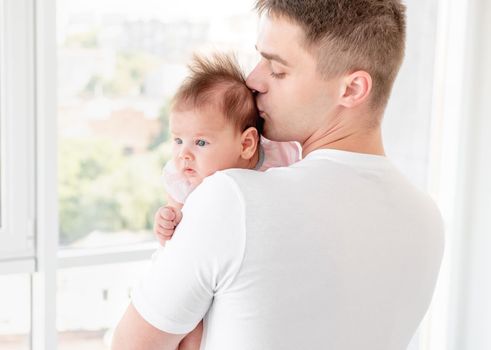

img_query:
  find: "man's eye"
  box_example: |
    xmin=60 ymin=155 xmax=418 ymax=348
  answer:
xmin=270 ymin=71 xmax=286 ymax=79
xmin=174 ymin=138 xmax=183 ymax=144
xmin=196 ymin=139 xmax=208 ymax=147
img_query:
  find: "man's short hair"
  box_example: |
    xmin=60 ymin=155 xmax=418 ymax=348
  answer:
xmin=172 ymin=53 xmax=261 ymax=133
xmin=255 ymin=0 xmax=406 ymax=110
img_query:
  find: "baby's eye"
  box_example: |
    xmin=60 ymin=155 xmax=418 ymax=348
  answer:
xmin=195 ymin=139 xmax=208 ymax=147
xmin=174 ymin=138 xmax=183 ymax=145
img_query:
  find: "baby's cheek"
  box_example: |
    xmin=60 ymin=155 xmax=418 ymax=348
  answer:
xmin=201 ymin=161 xmax=220 ymax=176
xmin=190 ymin=176 xmax=204 ymax=188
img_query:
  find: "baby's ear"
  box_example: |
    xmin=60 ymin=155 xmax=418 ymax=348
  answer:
xmin=240 ymin=127 xmax=259 ymax=160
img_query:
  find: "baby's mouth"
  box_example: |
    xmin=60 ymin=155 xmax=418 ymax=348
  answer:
xmin=183 ymin=167 xmax=196 ymax=176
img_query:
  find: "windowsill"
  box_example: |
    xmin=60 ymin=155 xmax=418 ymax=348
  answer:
xmin=58 ymin=241 xmax=159 ymax=269
xmin=0 ymin=257 xmax=35 ymax=275
xmin=1 ymin=239 xmax=159 ymax=273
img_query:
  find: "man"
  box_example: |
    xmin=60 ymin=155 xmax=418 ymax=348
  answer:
xmin=112 ymin=1 xmax=444 ymax=349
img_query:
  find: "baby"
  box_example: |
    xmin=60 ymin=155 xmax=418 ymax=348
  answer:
xmin=152 ymin=52 xmax=300 ymax=350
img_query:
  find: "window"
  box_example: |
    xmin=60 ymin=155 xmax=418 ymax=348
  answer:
xmin=0 ymin=0 xmax=4 ymax=231
xmin=0 ymin=0 xmax=35 ymax=266
xmin=0 ymin=274 xmax=31 ymax=350
xmin=55 ymin=1 xmax=258 ymax=348
xmin=56 ymin=261 xmax=150 ymax=350
xmin=57 ymin=0 xmax=257 ymax=252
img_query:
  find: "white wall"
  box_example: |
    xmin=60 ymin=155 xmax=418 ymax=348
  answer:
xmin=383 ymin=0 xmax=439 ymax=189
xmin=458 ymin=0 xmax=491 ymax=348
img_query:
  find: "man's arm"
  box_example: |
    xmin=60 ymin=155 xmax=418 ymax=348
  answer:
xmin=112 ymin=303 xmax=187 ymax=350
xmin=112 ymin=172 xmax=246 ymax=349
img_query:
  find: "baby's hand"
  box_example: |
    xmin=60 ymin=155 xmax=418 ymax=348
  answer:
xmin=153 ymin=205 xmax=183 ymax=245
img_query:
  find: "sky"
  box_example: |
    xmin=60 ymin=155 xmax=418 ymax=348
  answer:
xmin=58 ymin=0 xmax=256 ymax=22
xmin=57 ymin=0 xmax=258 ymax=45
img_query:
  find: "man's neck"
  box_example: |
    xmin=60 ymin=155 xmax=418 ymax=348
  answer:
xmin=302 ymin=126 xmax=385 ymax=158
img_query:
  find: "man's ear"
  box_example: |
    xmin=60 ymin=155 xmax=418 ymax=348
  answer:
xmin=339 ymin=70 xmax=372 ymax=108
xmin=240 ymin=127 xmax=260 ymax=160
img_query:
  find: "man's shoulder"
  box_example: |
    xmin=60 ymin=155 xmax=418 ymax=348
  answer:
xmin=183 ymin=171 xmax=245 ymax=214
xmin=183 ymin=168 xmax=285 ymax=214
xmin=222 ymin=164 xmax=301 ymax=181
xmin=176 ymin=172 xmax=247 ymax=251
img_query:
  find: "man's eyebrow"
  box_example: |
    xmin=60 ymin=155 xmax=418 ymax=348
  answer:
xmin=255 ymin=45 xmax=290 ymax=67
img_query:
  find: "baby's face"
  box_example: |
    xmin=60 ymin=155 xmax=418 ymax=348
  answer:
xmin=170 ymin=107 xmax=244 ymax=186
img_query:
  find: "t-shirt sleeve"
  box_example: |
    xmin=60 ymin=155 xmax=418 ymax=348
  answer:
xmin=131 ymin=172 xmax=246 ymax=334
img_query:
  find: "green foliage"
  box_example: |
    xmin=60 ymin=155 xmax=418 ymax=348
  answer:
xmin=82 ymin=51 xmax=160 ymax=97
xmin=148 ymin=102 xmax=171 ymax=150
xmin=63 ymin=30 xmax=99 ymax=49
xmin=83 ymin=75 xmax=104 ymax=96
xmin=59 ymin=138 xmax=169 ymax=245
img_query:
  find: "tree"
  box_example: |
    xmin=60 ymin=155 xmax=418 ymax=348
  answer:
xmin=81 ymin=51 xmax=160 ymax=98
xmin=148 ymin=102 xmax=171 ymax=150
xmin=59 ymin=138 xmax=169 ymax=245
xmin=63 ymin=29 xmax=99 ymax=49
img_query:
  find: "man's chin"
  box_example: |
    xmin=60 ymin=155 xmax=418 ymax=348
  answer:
xmin=260 ymin=120 xmax=297 ymax=142
xmin=262 ymin=128 xmax=286 ymax=142
xmin=262 ymin=124 xmax=274 ymax=140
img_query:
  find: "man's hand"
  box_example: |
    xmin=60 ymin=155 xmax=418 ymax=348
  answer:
xmin=154 ymin=206 xmax=183 ymax=245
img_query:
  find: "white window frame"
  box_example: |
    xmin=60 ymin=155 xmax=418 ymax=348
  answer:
xmin=32 ymin=0 xmax=58 ymax=348
xmin=0 ymin=0 xmax=36 ymax=270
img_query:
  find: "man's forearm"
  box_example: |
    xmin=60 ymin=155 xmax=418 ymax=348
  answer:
xmin=177 ymin=320 xmax=203 ymax=350
xmin=112 ymin=303 xmax=186 ymax=350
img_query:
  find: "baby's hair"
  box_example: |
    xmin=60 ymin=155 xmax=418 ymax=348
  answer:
xmin=172 ymin=52 xmax=262 ymax=134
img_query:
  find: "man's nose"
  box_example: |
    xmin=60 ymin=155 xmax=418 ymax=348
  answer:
xmin=246 ymin=64 xmax=267 ymax=94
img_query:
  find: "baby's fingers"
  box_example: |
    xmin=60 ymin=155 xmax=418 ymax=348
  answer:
xmin=155 ymin=225 xmax=174 ymax=239
xmin=158 ymin=218 xmax=176 ymax=230
xmin=174 ymin=209 xmax=183 ymax=225
xmin=160 ymin=206 xmax=176 ymax=221
xmin=155 ymin=234 xmax=167 ymax=246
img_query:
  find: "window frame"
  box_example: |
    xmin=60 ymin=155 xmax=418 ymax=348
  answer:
xmin=0 ymin=0 xmax=36 ymax=270
xmin=32 ymin=0 xmax=58 ymax=348
xmin=0 ymin=0 xmax=5 ymax=247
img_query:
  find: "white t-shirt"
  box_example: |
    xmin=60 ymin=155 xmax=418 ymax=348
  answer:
xmin=132 ymin=149 xmax=444 ymax=350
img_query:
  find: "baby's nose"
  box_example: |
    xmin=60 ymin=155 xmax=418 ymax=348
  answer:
xmin=179 ymin=148 xmax=192 ymax=160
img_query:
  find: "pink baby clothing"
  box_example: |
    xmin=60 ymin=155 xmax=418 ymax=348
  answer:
xmin=162 ymin=138 xmax=301 ymax=204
